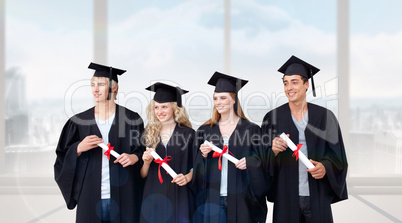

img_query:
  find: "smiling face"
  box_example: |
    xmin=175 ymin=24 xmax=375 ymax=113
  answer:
xmin=91 ymin=77 xmax=109 ymax=103
xmin=154 ymin=101 xmax=175 ymax=124
xmin=283 ymin=75 xmax=309 ymax=103
xmin=91 ymin=77 xmax=118 ymax=102
xmin=213 ymin=92 xmax=235 ymax=115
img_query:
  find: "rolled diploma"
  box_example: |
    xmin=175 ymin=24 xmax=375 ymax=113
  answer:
xmin=204 ymin=140 xmax=239 ymax=165
xmin=279 ymin=133 xmax=315 ymax=169
xmin=149 ymin=149 xmax=178 ymax=179
xmin=98 ymin=143 xmax=120 ymax=158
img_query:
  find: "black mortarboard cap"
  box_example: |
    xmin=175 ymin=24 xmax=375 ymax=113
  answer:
xmin=207 ymin=71 xmax=248 ymax=93
xmin=277 ymin=55 xmax=320 ymax=97
xmin=88 ymin=62 xmax=126 ymax=100
xmin=207 ymin=71 xmax=248 ymax=111
xmin=145 ymin=82 xmax=189 ymax=107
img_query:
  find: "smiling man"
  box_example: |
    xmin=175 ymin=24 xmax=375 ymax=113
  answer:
xmin=54 ymin=63 xmax=145 ymax=223
xmin=260 ymin=55 xmax=348 ymax=223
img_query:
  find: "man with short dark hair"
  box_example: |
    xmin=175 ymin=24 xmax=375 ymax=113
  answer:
xmin=261 ymin=55 xmax=348 ymax=223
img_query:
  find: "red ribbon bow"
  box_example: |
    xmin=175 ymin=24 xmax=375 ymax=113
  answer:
xmin=212 ymin=145 xmax=234 ymax=171
xmin=292 ymin=144 xmax=303 ymax=161
xmin=104 ymin=143 xmax=114 ymax=160
xmin=154 ymin=156 xmax=172 ymax=184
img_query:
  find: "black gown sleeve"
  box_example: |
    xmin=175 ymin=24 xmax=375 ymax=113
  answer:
xmin=260 ymin=112 xmax=280 ymax=202
xmin=190 ymin=126 xmax=208 ymax=212
xmin=245 ymin=123 xmax=268 ymax=222
xmin=246 ymin=123 xmax=269 ymax=196
xmin=320 ymin=111 xmax=348 ymax=202
xmin=129 ymin=113 xmax=145 ymax=165
xmin=54 ymin=119 xmax=89 ymax=209
xmin=187 ymin=129 xmax=196 ymax=173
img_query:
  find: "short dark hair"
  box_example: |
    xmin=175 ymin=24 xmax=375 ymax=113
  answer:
xmin=301 ymin=75 xmax=308 ymax=84
xmin=282 ymin=74 xmax=308 ymax=84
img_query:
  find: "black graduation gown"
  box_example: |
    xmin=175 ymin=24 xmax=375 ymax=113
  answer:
xmin=261 ymin=103 xmax=348 ymax=223
xmin=140 ymin=125 xmax=196 ymax=223
xmin=193 ymin=118 xmax=266 ymax=223
xmin=54 ymin=105 xmax=145 ymax=223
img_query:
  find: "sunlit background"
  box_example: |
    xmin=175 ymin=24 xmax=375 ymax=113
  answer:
xmin=1 ymin=0 xmax=402 ymax=222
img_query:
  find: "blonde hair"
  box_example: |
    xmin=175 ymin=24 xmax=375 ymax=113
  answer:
xmin=143 ymin=100 xmax=192 ymax=148
xmin=90 ymin=76 xmax=118 ymax=100
xmin=204 ymin=92 xmax=248 ymax=127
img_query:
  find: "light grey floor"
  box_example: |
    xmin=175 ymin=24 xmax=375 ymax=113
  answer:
xmin=1 ymin=194 xmax=402 ymax=222
xmin=1 ymin=176 xmax=401 ymax=223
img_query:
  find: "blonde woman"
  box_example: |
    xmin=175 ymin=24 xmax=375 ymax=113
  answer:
xmin=54 ymin=63 xmax=145 ymax=223
xmin=140 ymin=82 xmax=196 ymax=223
xmin=193 ymin=72 xmax=266 ymax=223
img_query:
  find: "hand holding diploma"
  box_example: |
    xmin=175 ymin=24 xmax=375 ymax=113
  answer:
xmin=307 ymin=160 xmax=326 ymax=179
xmin=77 ymin=135 xmax=104 ymax=157
xmin=149 ymin=148 xmax=178 ymax=183
xmin=199 ymin=143 xmax=213 ymax=158
xmin=142 ymin=148 xmax=154 ymax=165
xmin=172 ymin=173 xmax=192 ymax=186
xmin=203 ymin=140 xmax=239 ymax=168
xmin=279 ymin=133 xmax=315 ymax=169
xmin=98 ymin=143 xmax=120 ymax=159
xmin=272 ymin=135 xmax=288 ymax=157
xmin=235 ymin=157 xmax=247 ymax=170
xmin=114 ymin=153 xmax=139 ymax=167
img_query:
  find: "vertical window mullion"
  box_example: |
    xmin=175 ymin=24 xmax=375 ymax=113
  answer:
xmin=0 ymin=0 xmax=5 ymax=174
xmin=94 ymin=0 xmax=108 ymax=64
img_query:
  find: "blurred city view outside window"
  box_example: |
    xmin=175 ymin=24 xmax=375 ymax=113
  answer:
xmin=5 ymin=0 xmax=93 ymax=175
xmin=349 ymin=0 xmax=402 ymax=177
xmin=3 ymin=0 xmax=402 ymax=180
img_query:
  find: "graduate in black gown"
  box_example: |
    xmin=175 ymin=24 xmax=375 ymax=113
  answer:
xmin=193 ymin=72 xmax=267 ymax=223
xmin=54 ymin=63 xmax=145 ymax=223
xmin=261 ymin=56 xmax=348 ymax=223
xmin=140 ymin=82 xmax=196 ymax=223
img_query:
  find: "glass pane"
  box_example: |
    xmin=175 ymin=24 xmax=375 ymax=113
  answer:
xmin=349 ymin=0 xmax=402 ymax=177
xmin=231 ymin=0 xmax=338 ymax=125
xmin=108 ymin=0 xmax=338 ymax=129
xmin=108 ymin=1 xmax=225 ymax=129
xmin=5 ymin=0 xmax=92 ymax=174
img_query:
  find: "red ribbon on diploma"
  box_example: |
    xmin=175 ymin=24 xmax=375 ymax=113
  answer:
xmin=212 ymin=145 xmax=234 ymax=171
xmin=154 ymin=156 xmax=172 ymax=184
xmin=292 ymin=144 xmax=303 ymax=161
xmin=104 ymin=143 xmax=114 ymax=160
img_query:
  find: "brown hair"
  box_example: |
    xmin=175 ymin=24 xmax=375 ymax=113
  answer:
xmin=203 ymin=92 xmax=247 ymax=127
xmin=301 ymin=76 xmax=308 ymax=84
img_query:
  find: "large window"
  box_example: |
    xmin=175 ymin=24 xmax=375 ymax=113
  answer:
xmin=349 ymin=0 xmax=402 ymax=177
xmin=107 ymin=0 xmax=226 ymax=129
xmin=4 ymin=1 xmax=342 ymax=175
xmin=230 ymin=0 xmax=338 ymax=124
xmin=5 ymin=0 xmax=92 ymax=174
xmin=2 ymin=0 xmax=402 ymax=222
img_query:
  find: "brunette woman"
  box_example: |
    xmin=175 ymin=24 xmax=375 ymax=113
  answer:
xmin=193 ymin=72 xmax=267 ymax=223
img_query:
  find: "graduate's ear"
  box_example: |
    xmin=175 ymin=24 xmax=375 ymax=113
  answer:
xmin=305 ymin=79 xmax=310 ymax=91
xmin=111 ymin=84 xmax=119 ymax=93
